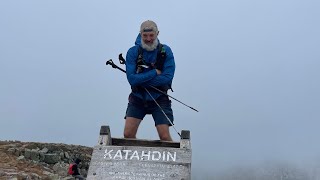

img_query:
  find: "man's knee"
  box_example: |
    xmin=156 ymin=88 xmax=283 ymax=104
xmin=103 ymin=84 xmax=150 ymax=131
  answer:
xmin=159 ymin=133 xmax=172 ymax=141
xmin=123 ymin=130 xmax=136 ymax=138
xmin=156 ymin=124 xmax=172 ymax=141
xmin=124 ymin=117 xmax=141 ymax=138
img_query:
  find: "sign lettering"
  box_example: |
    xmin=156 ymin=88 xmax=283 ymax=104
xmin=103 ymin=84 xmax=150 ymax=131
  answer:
xmin=104 ymin=149 xmax=176 ymax=162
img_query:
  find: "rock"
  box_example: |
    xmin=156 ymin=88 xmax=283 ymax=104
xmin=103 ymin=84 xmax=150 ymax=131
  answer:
xmin=60 ymin=152 xmax=65 ymax=159
xmin=5 ymin=171 xmax=18 ymax=178
xmin=81 ymin=168 xmax=88 ymax=177
xmin=62 ymin=176 xmax=75 ymax=180
xmin=19 ymin=172 xmax=29 ymax=178
xmin=53 ymin=162 xmax=68 ymax=176
xmin=40 ymin=147 xmax=49 ymax=153
xmin=8 ymin=178 xmax=18 ymax=180
xmin=14 ymin=149 xmax=21 ymax=156
xmin=31 ymin=173 xmax=41 ymax=179
xmin=39 ymin=151 xmax=45 ymax=161
xmin=65 ymin=152 xmax=70 ymax=159
xmin=46 ymin=144 xmax=61 ymax=152
xmin=43 ymin=171 xmax=54 ymax=176
xmin=30 ymin=149 xmax=40 ymax=161
xmin=17 ymin=155 xmax=25 ymax=161
xmin=0 ymin=140 xmax=93 ymax=179
xmin=43 ymin=166 xmax=52 ymax=171
xmin=48 ymin=173 xmax=60 ymax=179
xmin=44 ymin=153 xmax=60 ymax=164
xmin=24 ymin=148 xmax=32 ymax=159
xmin=24 ymin=143 xmax=39 ymax=150
xmin=7 ymin=147 xmax=16 ymax=154
xmin=85 ymin=153 xmax=92 ymax=159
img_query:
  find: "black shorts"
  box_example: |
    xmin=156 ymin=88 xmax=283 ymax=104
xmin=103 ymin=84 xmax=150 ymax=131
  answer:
xmin=124 ymin=93 xmax=174 ymax=126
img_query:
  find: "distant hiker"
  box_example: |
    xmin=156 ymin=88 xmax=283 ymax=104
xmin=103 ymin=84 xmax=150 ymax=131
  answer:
xmin=124 ymin=20 xmax=175 ymax=141
xmin=68 ymin=158 xmax=85 ymax=180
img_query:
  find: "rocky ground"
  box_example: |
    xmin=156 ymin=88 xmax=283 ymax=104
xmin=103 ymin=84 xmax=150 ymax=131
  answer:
xmin=0 ymin=140 xmax=93 ymax=180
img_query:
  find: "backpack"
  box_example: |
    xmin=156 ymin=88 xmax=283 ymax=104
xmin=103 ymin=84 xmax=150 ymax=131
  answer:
xmin=135 ymin=44 xmax=173 ymax=92
xmin=68 ymin=163 xmax=75 ymax=175
xmin=136 ymin=43 xmax=166 ymax=73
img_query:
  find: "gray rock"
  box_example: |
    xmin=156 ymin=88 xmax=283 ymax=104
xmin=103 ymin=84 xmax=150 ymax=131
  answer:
xmin=53 ymin=162 xmax=68 ymax=176
xmin=85 ymin=154 xmax=92 ymax=159
xmin=8 ymin=178 xmax=18 ymax=180
xmin=31 ymin=173 xmax=41 ymax=179
xmin=7 ymin=148 xmax=16 ymax=154
xmin=43 ymin=166 xmax=52 ymax=171
xmin=81 ymin=168 xmax=88 ymax=177
xmin=24 ymin=143 xmax=39 ymax=150
xmin=19 ymin=172 xmax=29 ymax=178
xmin=42 ymin=171 xmax=61 ymax=179
xmin=14 ymin=149 xmax=21 ymax=156
xmin=45 ymin=144 xmax=61 ymax=152
xmin=39 ymin=147 xmax=49 ymax=154
xmin=60 ymin=152 xmax=65 ymax=159
xmin=44 ymin=153 xmax=60 ymax=164
xmin=24 ymin=149 xmax=32 ymax=159
xmin=16 ymin=155 xmax=25 ymax=161
xmin=30 ymin=149 xmax=40 ymax=161
xmin=39 ymin=152 xmax=45 ymax=161
xmin=48 ymin=173 xmax=60 ymax=179
xmin=42 ymin=171 xmax=54 ymax=176
xmin=62 ymin=177 xmax=75 ymax=180
xmin=64 ymin=152 xmax=70 ymax=159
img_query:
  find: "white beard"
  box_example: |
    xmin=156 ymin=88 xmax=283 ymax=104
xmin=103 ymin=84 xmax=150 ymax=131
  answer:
xmin=141 ymin=39 xmax=159 ymax=51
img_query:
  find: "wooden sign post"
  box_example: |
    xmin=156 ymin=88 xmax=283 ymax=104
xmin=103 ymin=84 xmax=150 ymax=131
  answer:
xmin=87 ymin=126 xmax=192 ymax=180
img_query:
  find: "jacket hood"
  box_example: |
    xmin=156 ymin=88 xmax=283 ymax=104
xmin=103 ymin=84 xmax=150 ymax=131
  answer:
xmin=135 ymin=34 xmax=141 ymax=46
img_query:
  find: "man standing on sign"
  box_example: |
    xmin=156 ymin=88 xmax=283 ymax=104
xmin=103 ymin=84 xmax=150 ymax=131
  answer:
xmin=124 ymin=20 xmax=175 ymax=141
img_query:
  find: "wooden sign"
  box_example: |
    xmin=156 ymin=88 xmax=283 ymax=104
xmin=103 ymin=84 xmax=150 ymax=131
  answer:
xmin=87 ymin=126 xmax=191 ymax=180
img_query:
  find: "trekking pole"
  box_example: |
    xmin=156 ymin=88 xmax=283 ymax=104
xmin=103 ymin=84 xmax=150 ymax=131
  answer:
xmin=147 ymin=86 xmax=199 ymax=112
xmin=106 ymin=59 xmax=199 ymax=112
xmin=106 ymin=59 xmax=126 ymax=73
xmin=118 ymin=53 xmax=126 ymax=64
xmin=144 ymin=88 xmax=181 ymax=138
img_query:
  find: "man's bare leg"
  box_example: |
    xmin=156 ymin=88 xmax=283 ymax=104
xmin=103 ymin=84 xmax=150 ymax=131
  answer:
xmin=124 ymin=117 xmax=142 ymax=138
xmin=156 ymin=124 xmax=172 ymax=141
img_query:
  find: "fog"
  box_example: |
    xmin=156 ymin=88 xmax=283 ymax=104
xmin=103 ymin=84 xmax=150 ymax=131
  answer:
xmin=1 ymin=0 xmax=320 ymax=178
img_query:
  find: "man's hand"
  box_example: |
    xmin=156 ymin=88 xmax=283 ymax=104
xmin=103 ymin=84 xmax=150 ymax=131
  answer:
xmin=156 ymin=69 xmax=162 ymax=75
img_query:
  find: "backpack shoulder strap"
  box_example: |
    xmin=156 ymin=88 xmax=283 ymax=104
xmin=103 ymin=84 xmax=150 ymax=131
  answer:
xmin=155 ymin=43 xmax=167 ymax=70
xmin=158 ymin=44 xmax=174 ymax=92
xmin=138 ymin=45 xmax=143 ymax=60
xmin=136 ymin=46 xmax=145 ymax=73
xmin=158 ymin=43 xmax=166 ymax=58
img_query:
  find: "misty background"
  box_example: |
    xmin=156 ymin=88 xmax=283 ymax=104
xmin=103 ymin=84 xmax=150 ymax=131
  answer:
xmin=1 ymin=0 xmax=320 ymax=179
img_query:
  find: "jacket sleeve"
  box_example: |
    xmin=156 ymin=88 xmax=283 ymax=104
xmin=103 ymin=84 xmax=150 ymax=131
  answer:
xmin=145 ymin=45 xmax=175 ymax=87
xmin=126 ymin=46 xmax=157 ymax=87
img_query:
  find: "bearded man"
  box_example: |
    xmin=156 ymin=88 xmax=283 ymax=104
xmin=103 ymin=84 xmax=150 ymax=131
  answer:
xmin=124 ymin=20 xmax=175 ymax=141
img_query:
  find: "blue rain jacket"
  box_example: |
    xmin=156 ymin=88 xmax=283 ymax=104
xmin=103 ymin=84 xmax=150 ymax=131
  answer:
xmin=126 ymin=34 xmax=175 ymax=101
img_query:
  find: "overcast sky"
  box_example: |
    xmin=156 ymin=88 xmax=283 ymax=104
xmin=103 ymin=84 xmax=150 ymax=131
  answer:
xmin=1 ymin=0 xmax=320 ymax=176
